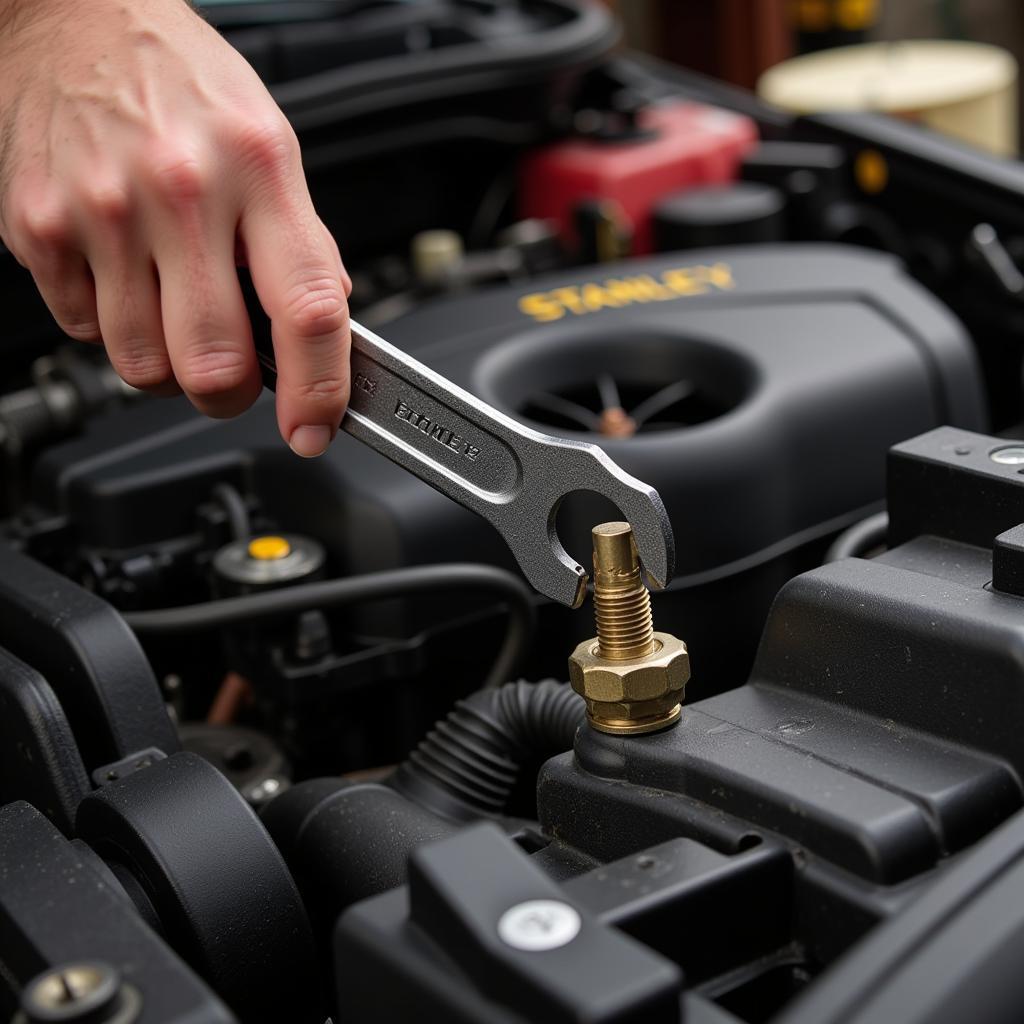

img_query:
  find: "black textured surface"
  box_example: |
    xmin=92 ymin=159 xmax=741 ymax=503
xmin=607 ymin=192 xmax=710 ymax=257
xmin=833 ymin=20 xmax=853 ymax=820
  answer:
xmin=75 ymin=753 xmax=319 ymax=1024
xmin=889 ymin=426 xmax=1024 ymax=547
xmin=0 ymin=802 xmax=234 ymax=1024
xmin=335 ymin=823 xmax=682 ymax=1024
xmin=777 ymin=809 xmax=1024 ymax=1024
xmin=0 ymin=646 xmax=89 ymax=836
xmin=0 ymin=545 xmax=179 ymax=770
xmin=535 ymin=426 xmax=1024 ymax=1019
xmin=993 ymin=523 xmax=1024 ymax=597
xmin=261 ymin=779 xmax=455 ymax=942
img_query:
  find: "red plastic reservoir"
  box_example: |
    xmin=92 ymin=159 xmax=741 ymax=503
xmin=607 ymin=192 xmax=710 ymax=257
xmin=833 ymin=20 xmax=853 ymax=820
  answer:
xmin=519 ymin=101 xmax=758 ymax=255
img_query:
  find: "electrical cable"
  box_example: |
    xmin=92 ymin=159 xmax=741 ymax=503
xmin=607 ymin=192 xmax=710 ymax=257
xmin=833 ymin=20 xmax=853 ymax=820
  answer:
xmin=824 ymin=511 xmax=889 ymax=564
xmin=122 ymin=564 xmax=537 ymax=690
xmin=211 ymin=483 xmax=251 ymax=541
xmin=649 ymin=501 xmax=885 ymax=593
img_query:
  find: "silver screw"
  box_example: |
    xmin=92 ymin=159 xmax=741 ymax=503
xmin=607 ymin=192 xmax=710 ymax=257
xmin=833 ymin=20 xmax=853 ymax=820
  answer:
xmin=246 ymin=776 xmax=286 ymax=805
xmin=990 ymin=445 xmax=1024 ymax=465
xmin=497 ymin=900 xmax=581 ymax=952
xmin=20 ymin=962 xmax=137 ymax=1023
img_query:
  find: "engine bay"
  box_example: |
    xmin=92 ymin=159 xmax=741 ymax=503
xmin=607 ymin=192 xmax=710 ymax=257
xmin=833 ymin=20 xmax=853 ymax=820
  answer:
xmin=6 ymin=3 xmax=1024 ymax=1022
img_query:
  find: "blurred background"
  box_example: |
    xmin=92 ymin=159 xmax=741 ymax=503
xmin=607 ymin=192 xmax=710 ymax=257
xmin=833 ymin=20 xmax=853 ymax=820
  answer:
xmin=607 ymin=0 xmax=1022 ymax=154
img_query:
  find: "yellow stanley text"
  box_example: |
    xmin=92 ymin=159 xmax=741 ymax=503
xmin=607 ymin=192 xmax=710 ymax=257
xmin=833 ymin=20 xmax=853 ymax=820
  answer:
xmin=517 ymin=262 xmax=735 ymax=323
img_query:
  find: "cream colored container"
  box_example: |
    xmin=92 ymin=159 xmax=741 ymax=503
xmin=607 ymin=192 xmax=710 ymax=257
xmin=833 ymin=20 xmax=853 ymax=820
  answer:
xmin=758 ymin=40 xmax=1018 ymax=156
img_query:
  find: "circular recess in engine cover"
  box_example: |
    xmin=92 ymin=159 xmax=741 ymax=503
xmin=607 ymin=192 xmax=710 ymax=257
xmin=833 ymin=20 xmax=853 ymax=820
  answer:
xmin=475 ymin=331 xmax=755 ymax=438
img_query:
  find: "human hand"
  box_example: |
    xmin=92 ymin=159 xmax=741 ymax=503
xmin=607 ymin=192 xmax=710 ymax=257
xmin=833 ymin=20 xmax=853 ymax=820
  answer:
xmin=0 ymin=0 xmax=350 ymax=456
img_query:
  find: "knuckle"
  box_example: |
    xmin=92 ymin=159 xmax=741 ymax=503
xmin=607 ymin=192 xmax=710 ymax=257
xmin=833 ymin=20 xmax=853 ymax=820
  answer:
xmin=232 ymin=116 xmax=298 ymax=175
xmin=78 ymin=181 xmax=132 ymax=223
xmin=23 ymin=205 xmax=74 ymax=249
xmin=178 ymin=342 xmax=252 ymax=397
xmin=282 ymin=278 xmax=348 ymax=338
xmin=292 ymin=375 xmax=349 ymax=407
xmin=147 ymin=151 xmax=208 ymax=207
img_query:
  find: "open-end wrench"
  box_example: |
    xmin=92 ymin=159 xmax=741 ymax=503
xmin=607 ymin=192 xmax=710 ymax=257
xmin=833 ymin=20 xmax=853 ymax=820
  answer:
xmin=254 ymin=321 xmax=675 ymax=608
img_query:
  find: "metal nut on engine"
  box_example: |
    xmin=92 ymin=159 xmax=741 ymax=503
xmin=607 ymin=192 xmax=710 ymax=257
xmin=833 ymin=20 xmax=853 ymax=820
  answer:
xmin=568 ymin=631 xmax=689 ymax=735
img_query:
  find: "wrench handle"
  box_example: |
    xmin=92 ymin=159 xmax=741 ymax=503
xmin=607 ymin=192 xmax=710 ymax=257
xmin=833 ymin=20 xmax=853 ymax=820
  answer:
xmin=252 ymin=322 xmax=674 ymax=607
xmin=256 ymin=324 xmax=524 ymax=501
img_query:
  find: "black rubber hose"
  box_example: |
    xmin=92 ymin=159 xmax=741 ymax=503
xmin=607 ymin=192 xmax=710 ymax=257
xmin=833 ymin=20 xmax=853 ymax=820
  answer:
xmin=390 ymin=678 xmax=584 ymax=821
xmin=824 ymin=511 xmax=889 ymax=563
xmin=122 ymin=564 xmax=536 ymax=690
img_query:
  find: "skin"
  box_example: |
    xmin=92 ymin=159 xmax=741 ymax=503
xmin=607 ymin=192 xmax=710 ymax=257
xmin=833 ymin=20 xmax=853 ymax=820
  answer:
xmin=0 ymin=0 xmax=351 ymax=457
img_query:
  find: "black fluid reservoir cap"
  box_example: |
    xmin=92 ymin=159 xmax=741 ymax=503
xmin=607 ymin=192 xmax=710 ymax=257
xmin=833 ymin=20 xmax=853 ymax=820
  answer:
xmin=653 ymin=181 xmax=786 ymax=251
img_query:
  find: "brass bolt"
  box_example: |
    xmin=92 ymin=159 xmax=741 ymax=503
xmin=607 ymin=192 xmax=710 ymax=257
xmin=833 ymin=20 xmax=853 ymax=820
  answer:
xmin=568 ymin=522 xmax=689 ymax=735
xmin=592 ymin=522 xmax=655 ymax=660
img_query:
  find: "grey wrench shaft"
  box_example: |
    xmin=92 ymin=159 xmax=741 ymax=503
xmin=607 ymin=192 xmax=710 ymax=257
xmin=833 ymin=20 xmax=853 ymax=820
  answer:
xmin=255 ymin=321 xmax=675 ymax=608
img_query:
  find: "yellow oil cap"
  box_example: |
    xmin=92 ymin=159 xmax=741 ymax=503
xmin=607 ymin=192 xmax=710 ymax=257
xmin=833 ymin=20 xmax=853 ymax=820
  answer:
xmin=247 ymin=535 xmax=292 ymax=561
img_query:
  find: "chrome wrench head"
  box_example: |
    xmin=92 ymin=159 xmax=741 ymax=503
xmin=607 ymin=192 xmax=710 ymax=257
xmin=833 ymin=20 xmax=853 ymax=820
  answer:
xmin=498 ymin=438 xmax=676 ymax=609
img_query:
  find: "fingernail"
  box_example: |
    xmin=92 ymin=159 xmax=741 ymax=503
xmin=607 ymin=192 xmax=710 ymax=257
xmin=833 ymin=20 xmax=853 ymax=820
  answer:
xmin=288 ymin=425 xmax=332 ymax=458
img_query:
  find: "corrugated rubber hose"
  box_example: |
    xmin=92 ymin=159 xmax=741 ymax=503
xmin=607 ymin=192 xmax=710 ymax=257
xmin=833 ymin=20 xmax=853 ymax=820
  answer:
xmin=391 ymin=678 xmax=584 ymax=820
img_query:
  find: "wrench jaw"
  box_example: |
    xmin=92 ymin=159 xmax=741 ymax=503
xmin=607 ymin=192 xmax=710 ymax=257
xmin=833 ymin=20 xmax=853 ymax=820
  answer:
xmin=548 ymin=527 xmax=591 ymax=609
xmin=506 ymin=481 xmax=673 ymax=609
xmin=583 ymin=453 xmax=676 ymax=593
xmin=616 ymin=484 xmax=675 ymax=592
xmin=562 ymin=560 xmax=591 ymax=610
xmin=512 ymin=519 xmax=590 ymax=609
xmin=511 ymin=555 xmax=588 ymax=609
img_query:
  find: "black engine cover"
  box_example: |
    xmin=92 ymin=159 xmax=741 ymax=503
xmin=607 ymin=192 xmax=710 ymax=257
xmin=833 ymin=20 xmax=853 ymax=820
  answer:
xmin=30 ymin=244 xmax=985 ymax=690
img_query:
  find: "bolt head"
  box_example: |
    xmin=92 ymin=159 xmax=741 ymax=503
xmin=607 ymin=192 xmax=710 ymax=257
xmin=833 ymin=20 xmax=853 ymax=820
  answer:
xmin=568 ymin=632 xmax=689 ymax=703
xmin=22 ymin=962 xmax=122 ymax=1023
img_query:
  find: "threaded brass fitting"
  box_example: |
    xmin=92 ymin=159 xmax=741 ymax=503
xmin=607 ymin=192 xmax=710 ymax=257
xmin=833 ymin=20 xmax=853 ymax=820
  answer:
xmin=568 ymin=522 xmax=689 ymax=735
xmin=592 ymin=523 xmax=655 ymax=660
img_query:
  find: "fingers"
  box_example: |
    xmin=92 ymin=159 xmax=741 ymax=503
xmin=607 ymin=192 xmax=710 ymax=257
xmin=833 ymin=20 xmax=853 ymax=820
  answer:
xmin=148 ymin=168 xmax=261 ymax=417
xmin=30 ymin=247 xmax=102 ymax=344
xmin=4 ymin=195 xmax=100 ymax=343
xmin=241 ymin=184 xmax=350 ymax=458
xmin=2 ymin=91 xmax=349 ymax=450
xmin=81 ymin=192 xmax=175 ymax=394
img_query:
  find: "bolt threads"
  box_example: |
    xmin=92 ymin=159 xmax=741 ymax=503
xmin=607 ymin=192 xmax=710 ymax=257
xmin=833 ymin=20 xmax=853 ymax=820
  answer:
xmin=591 ymin=522 xmax=656 ymax=660
xmin=594 ymin=585 xmax=655 ymax=659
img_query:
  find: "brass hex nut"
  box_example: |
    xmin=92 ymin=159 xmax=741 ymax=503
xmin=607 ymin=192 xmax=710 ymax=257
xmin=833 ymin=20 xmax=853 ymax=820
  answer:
xmin=567 ymin=632 xmax=690 ymax=705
